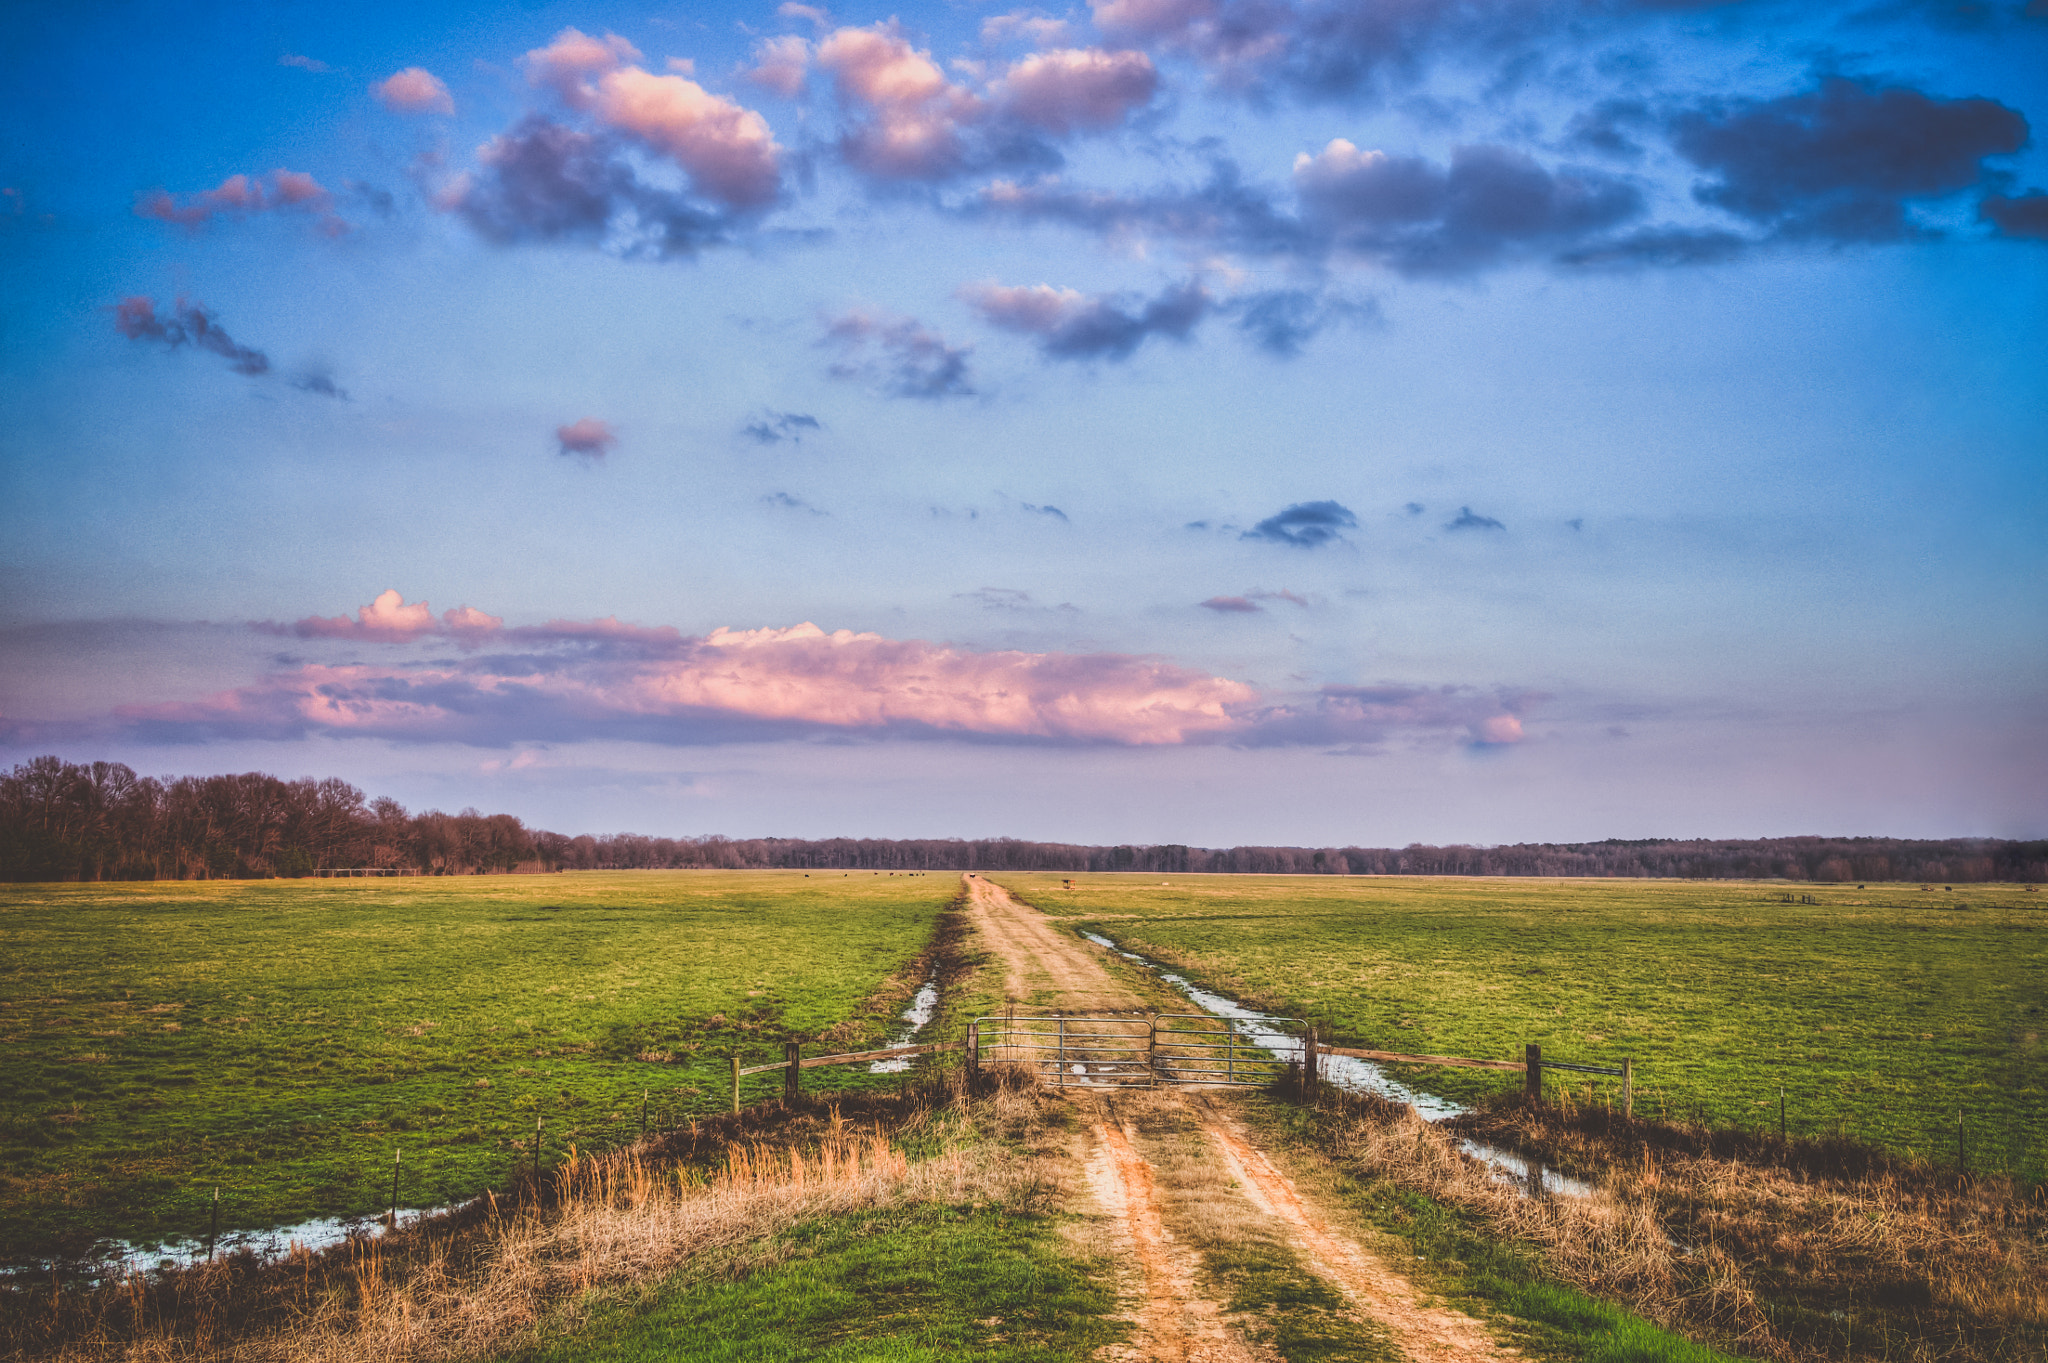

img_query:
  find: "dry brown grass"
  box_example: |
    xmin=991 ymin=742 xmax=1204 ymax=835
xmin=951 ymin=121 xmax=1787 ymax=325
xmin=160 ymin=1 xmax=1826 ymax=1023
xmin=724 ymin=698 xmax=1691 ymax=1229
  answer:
xmin=2 ymin=1072 xmax=1066 ymax=1363
xmin=1310 ymin=1087 xmax=2048 ymax=1362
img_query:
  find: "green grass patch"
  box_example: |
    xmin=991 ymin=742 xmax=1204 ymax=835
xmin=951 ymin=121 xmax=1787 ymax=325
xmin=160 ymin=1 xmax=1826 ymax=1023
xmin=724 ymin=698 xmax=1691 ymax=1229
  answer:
xmin=513 ymin=1202 xmax=1126 ymax=1363
xmin=0 ymin=870 xmax=958 ymax=1258
xmin=996 ymin=873 xmax=2048 ymax=1173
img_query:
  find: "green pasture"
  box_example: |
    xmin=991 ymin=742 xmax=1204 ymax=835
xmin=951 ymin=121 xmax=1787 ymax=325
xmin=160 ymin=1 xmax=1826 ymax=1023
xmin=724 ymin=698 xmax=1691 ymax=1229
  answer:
xmin=0 ymin=870 xmax=958 ymax=1260
xmin=994 ymin=874 xmax=2048 ymax=1173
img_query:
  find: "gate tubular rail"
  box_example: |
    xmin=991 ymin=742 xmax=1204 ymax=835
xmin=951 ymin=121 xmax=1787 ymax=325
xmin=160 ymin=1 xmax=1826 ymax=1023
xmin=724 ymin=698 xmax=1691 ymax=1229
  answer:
xmin=972 ymin=1012 xmax=1307 ymax=1089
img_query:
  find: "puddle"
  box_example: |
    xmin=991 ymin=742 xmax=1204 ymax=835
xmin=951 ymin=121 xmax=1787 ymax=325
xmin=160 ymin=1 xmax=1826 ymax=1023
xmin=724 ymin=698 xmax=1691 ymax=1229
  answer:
xmin=9 ymin=1201 xmax=468 ymax=1289
xmin=869 ymin=976 xmax=940 ymax=1073
xmin=1082 ymin=929 xmax=1594 ymax=1199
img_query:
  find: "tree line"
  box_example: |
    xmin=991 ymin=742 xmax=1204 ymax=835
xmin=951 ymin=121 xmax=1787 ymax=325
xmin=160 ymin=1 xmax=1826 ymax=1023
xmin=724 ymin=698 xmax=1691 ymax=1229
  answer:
xmin=3 ymin=754 xmax=2042 ymax=884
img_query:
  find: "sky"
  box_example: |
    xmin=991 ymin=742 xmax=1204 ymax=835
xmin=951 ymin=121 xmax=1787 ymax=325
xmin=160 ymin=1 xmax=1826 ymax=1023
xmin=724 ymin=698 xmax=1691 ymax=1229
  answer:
xmin=1 ymin=0 xmax=2044 ymax=846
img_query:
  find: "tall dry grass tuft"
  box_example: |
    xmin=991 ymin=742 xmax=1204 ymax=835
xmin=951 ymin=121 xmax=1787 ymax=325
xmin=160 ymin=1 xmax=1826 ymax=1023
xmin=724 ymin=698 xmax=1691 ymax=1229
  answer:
xmin=1314 ymin=1088 xmax=2048 ymax=1362
xmin=3 ymin=1070 xmax=1061 ymax=1363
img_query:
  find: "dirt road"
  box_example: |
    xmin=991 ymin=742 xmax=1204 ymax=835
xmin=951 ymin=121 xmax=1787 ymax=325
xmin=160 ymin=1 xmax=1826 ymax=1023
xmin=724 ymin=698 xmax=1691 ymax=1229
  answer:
xmin=963 ymin=873 xmax=1149 ymax=1013
xmin=963 ymin=874 xmax=1516 ymax=1362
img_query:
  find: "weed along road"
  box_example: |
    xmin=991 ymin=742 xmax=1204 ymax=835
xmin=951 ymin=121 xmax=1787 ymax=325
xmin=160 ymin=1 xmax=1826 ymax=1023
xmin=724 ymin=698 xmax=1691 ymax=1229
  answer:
xmin=964 ymin=873 xmax=1517 ymax=1362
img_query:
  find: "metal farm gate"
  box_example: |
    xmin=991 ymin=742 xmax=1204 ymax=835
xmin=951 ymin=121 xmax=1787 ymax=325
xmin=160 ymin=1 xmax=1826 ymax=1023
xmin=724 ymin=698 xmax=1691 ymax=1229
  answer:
xmin=972 ymin=1013 xmax=1306 ymax=1089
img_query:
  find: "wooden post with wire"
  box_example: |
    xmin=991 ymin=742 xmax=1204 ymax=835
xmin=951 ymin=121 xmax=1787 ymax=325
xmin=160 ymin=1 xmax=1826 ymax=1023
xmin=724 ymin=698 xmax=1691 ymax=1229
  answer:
xmin=730 ymin=1055 xmax=741 ymax=1116
xmin=1622 ymin=1058 xmax=1634 ymax=1119
xmin=1524 ymin=1043 xmax=1542 ymax=1102
xmin=389 ymin=1149 xmax=402 ymax=1228
xmin=532 ymin=1116 xmax=542 ymax=1183
xmin=784 ymin=1041 xmax=801 ymax=1103
xmin=207 ymin=1186 xmax=219 ymax=1262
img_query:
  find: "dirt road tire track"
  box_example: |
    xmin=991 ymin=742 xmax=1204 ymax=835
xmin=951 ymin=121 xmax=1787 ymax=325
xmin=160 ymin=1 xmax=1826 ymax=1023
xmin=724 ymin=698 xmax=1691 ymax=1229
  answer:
xmin=964 ymin=875 xmax=1517 ymax=1362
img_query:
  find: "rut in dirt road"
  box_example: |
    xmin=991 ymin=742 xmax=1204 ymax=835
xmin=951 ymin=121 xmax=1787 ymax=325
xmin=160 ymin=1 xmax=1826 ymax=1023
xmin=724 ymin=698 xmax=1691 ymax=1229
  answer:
xmin=964 ymin=874 xmax=1519 ymax=1363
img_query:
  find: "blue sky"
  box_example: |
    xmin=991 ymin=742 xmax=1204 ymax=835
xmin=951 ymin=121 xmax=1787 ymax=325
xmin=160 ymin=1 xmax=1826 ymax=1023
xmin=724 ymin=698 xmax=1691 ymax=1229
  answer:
xmin=2 ymin=0 xmax=2044 ymax=844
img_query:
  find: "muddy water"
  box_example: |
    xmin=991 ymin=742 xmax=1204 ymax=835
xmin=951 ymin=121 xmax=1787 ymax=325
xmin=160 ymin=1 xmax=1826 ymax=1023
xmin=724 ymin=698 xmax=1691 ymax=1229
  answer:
xmin=869 ymin=977 xmax=941 ymax=1072
xmin=1082 ymin=930 xmax=1593 ymax=1199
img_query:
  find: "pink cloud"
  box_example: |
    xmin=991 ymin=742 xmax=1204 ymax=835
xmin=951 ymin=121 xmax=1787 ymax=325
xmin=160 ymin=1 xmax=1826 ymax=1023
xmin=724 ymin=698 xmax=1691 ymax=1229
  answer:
xmin=747 ymin=34 xmax=812 ymax=98
xmin=1200 ymin=596 xmax=1261 ymax=613
xmin=139 ymin=616 xmax=1258 ymax=746
xmin=1478 ymin=714 xmax=1524 ymax=745
xmin=1088 ymin=0 xmax=1216 ymax=40
xmin=443 ymin=605 xmax=505 ymax=637
xmin=375 ymin=66 xmax=455 ymax=115
xmin=292 ymin=589 xmax=438 ymax=641
xmin=277 ymin=591 xmax=503 ymax=644
xmin=135 ymin=169 xmax=346 ymax=234
xmin=521 ymin=28 xmax=782 ymax=209
xmin=590 ymin=67 xmax=782 ymax=207
xmin=524 ymin=28 xmax=643 ymax=102
xmin=816 ymin=22 xmax=985 ymax=179
xmin=556 ymin=418 xmax=617 ymax=458
xmin=982 ymin=12 xmax=1071 ymax=47
xmin=996 ymin=47 xmax=1157 ymax=135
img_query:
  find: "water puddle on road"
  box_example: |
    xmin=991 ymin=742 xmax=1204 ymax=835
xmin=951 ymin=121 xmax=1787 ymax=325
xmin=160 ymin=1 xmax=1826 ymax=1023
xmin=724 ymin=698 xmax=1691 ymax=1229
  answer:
xmin=1082 ymin=930 xmax=1594 ymax=1200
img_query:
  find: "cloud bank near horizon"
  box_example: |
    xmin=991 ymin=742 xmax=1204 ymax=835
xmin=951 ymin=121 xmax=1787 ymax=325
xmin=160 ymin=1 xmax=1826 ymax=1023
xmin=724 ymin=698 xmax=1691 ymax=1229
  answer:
xmin=5 ymin=592 xmax=1532 ymax=754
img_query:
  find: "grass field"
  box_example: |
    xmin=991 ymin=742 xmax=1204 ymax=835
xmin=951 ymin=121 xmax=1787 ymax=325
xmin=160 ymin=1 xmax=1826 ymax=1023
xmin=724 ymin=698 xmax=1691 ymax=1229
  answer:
xmin=0 ymin=870 xmax=959 ymax=1261
xmin=993 ymin=873 xmax=2048 ymax=1175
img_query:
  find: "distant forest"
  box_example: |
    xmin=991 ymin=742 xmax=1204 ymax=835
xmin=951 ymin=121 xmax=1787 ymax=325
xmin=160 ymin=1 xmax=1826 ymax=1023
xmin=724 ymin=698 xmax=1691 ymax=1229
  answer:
xmin=3 ymin=755 xmax=2043 ymax=884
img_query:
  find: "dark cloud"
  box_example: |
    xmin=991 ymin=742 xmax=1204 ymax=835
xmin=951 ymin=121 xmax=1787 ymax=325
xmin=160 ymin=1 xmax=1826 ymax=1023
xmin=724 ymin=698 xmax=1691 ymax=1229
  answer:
xmin=448 ymin=116 xmax=741 ymax=259
xmin=1228 ymin=288 xmax=1378 ymax=356
xmin=745 ymin=411 xmax=823 ymax=443
xmin=962 ymin=279 xmax=1210 ymax=360
xmin=822 ymin=311 xmax=977 ymax=398
xmin=1295 ymin=140 xmax=1646 ymax=274
xmin=1563 ymin=99 xmax=1654 ymax=160
xmin=762 ymin=490 xmax=828 ymax=514
xmin=1234 ymin=682 xmax=1537 ymax=751
xmin=112 ymin=297 xmax=270 ymax=376
xmin=970 ymin=158 xmax=1315 ymax=259
xmin=289 ymin=371 xmax=350 ymax=400
xmin=1403 ymin=502 xmax=1426 ymax=516
xmin=1445 ymin=506 xmax=1505 ymax=531
xmin=1668 ymin=78 xmax=2030 ymax=241
xmin=1200 ymin=596 xmax=1262 ymax=612
xmin=1243 ymin=500 xmax=1358 ymax=548
xmin=1980 ymin=190 xmax=2048 ymax=239
xmin=957 ymin=587 xmax=1082 ymax=613
xmin=555 ymin=417 xmax=617 ymax=458
xmin=1021 ymin=502 xmax=1070 ymax=520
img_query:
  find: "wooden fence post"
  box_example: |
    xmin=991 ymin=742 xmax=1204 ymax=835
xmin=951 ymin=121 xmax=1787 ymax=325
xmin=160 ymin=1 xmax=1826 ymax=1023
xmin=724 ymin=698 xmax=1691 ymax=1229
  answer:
xmin=208 ymin=1187 xmax=219 ymax=1262
xmin=1622 ymin=1059 xmax=1634 ymax=1120
xmin=730 ymin=1055 xmax=741 ymax=1116
xmin=389 ymin=1148 xmax=402 ymax=1227
xmin=966 ymin=1021 xmax=980 ymax=1092
xmin=532 ymin=1117 xmax=542 ymax=1182
xmin=1524 ymin=1043 xmax=1542 ymax=1102
xmin=1304 ymin=1024 xmax=1319 ymax=1095
xmin=784 ymin=1041 xmax=800 ymax=1103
